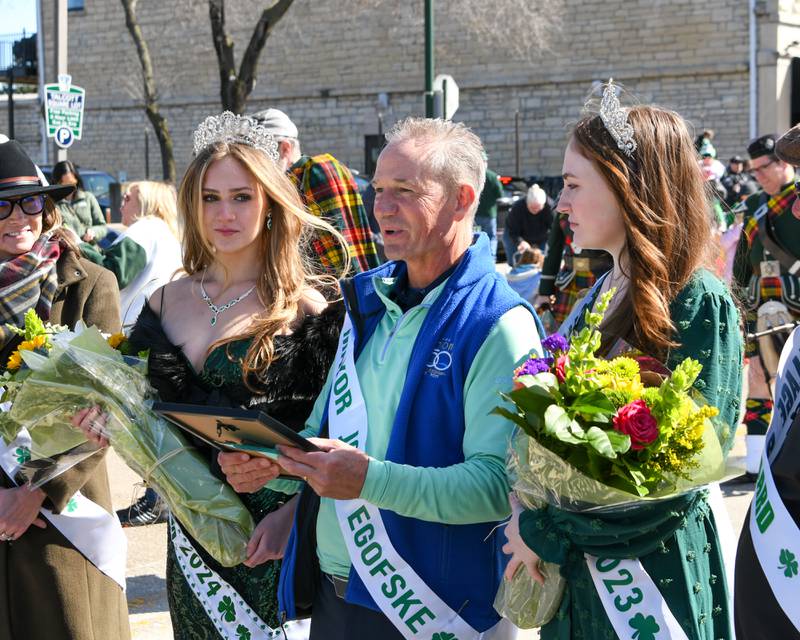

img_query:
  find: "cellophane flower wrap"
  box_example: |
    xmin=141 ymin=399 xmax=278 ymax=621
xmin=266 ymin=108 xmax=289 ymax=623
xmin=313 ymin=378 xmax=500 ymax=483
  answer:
xmin=0 ymin=312 xmax=254 ymax=567
xmin=492 ymin=290 xmax=732 ymax=628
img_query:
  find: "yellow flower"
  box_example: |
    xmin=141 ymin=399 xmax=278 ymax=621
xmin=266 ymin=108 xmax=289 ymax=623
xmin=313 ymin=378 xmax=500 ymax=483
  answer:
xmin=107 ymin=333 xmax=126 ymax=350
xmin=6 ymin=351 xmax=22 ymax=371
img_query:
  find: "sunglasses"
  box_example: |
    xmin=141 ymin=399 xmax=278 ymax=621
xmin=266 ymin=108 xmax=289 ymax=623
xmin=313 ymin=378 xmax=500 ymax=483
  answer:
xmin=751 ymin=159 xmax=778 ymax=175
xmin=0 ymin=194 xmax=46 ymax=221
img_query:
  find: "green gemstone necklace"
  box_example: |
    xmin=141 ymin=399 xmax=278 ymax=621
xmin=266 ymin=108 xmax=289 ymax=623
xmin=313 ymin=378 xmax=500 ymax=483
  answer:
xmin=199 ymin=270 xmax=257 ymax=326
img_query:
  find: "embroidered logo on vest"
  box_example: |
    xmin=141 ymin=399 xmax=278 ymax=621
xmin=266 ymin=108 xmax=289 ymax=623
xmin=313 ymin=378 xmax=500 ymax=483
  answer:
xmin=426 ymin=338 xmax=454 ymax=377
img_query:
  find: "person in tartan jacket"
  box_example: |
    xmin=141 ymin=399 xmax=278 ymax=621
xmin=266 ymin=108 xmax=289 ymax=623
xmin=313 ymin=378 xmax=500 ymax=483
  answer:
xmin=252 ymin=108 xmax=380 ymax=275
xmin=732 ymin=133 xmax=800 ymax=481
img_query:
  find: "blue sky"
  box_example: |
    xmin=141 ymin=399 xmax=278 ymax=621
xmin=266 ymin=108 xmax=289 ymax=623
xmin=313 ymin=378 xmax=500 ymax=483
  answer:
xmin=0 ymin=0 xmax=38 ymax=36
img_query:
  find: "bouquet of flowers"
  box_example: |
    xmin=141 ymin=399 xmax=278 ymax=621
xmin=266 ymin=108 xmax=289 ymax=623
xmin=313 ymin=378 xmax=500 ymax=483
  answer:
xmin=0 ymin=311 xmax=255 ymax=567
xmin=493 ymin=290 xmax=730 ymax=628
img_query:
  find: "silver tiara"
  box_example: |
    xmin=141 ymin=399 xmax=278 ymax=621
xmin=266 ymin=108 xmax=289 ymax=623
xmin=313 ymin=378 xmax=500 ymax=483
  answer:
xmin=192 ymin=111 xmax=279 ymax=161
xmin=599 ymin=79 xmax=636 ymax=157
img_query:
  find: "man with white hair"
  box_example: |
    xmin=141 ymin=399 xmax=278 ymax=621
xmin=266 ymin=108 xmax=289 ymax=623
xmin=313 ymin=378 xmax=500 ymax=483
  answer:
xmin=251 ymin=108 xmax=379 ymax=273
xmin=219 ymin=117 xmax=543 ymax=638
xmin=502 ymin=183 xmax=554 ymax=266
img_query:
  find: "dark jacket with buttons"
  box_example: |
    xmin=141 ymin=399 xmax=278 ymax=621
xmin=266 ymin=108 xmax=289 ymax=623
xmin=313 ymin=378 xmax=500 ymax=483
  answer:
xmin=0 ymin=247 xmax=129 ymax=640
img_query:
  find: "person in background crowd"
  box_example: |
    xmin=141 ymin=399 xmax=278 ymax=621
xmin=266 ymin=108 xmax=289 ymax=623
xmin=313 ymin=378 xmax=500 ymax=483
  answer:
xmin=722 ymin=154 xmax=758 ymax=209
xmin=0 ymin=139 xmax=128 ymax=640
xmin=52 ymin=161 xmax=108 ymax=244
xmin=82 ymin=181 xmax=183 ymax=329
xmin=251 ymin=108 xmax=380 ymax=273
xmin=219 ymin=117 xmax=543 ymax=639
xmin=474 ymin=161 xmax=504 ymax=259
xmin=504 ymin=95 xmax=743 ymax=640
xmin=699 ymin=138 xmax=726 ymax=181
xmin=732 ymin=133 xmax=800 ymax=483
xmin=503 ymin=183 xmax=555 ymax=266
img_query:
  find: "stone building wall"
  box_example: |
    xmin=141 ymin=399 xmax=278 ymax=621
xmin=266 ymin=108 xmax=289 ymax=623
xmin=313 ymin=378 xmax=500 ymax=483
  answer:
xmin=2 ymin=0 xmax=788 ymax=180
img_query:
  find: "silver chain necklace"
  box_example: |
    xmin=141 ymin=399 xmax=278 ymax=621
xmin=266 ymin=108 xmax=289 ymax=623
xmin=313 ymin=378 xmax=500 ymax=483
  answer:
xmin=199 ymin=270 xmax=257 ymax=326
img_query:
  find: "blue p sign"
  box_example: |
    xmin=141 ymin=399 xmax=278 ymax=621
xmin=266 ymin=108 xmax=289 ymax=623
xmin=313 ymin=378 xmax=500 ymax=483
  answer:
xmin=55 ymin=126 xmax=74 ymax=149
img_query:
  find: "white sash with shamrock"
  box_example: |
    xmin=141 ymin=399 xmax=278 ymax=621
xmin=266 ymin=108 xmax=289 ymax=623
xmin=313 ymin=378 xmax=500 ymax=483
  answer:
xmin=0 ymin=428 xmax=127 ymax=589
xmin=747 ymin=327 xmax=800 ymax=632
xmin=329 ymin=313 xmax=515 ymax=640
xmin=586 ymin=554 xmax=689 ymax=640
xmin=169 ymin=516 xmax=310 ymax=640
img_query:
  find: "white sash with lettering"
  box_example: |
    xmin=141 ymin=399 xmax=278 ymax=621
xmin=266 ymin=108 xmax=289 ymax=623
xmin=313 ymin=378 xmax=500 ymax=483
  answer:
xmin=169 ymin=517 xmax=310 ymax=640
xmin=748 ymin=327 xmax=800 ymax=632
xmin=329 ymin=313 xmax=513 ymax=640
xmin=0 ymin=429 xmax=127 ymax=590
xmin=586 ymin=554 xmax=689 ymax=640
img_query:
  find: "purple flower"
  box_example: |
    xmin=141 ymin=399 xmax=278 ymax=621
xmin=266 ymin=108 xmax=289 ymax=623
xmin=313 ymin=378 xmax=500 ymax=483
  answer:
xmin=542 ymin=334 xmax=569 ymax=354
xmin=515 ymin=356 xmax=554 ymax=378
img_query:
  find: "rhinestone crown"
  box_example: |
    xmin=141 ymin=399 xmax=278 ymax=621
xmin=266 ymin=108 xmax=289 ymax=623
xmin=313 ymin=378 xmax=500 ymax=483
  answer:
xmin=599 ymin=79 xmax=636 ymax=157
xmin=192 ymin=111 xmax=279 ymax=161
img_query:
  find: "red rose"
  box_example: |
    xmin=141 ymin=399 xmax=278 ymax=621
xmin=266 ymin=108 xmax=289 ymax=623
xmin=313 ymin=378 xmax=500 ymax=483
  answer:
xmin=613 ymin=399 xmax=658 ymax=450
xmin=554 ymin=355 xmax=569 ymax=383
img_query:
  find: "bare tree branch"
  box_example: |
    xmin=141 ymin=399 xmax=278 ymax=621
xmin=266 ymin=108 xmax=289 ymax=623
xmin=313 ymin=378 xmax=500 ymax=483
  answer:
xmin=209 ymin=0 xmax=296 ymax=114
xmin=120 ymin=0 xmax=176 ymax=182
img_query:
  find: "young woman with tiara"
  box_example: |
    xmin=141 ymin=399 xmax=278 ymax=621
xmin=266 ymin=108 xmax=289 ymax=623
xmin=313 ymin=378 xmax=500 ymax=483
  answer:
xmin=501 ymin=83 xmax=744 ymax=639
xmin=77 ymin=112 xmax=345 ymax=638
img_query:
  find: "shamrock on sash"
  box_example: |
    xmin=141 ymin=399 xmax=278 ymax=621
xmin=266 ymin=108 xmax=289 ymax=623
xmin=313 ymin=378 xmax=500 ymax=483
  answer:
xmin=779 ymin=549 xmax=799 ymax=578
xmin=14 ymin=447 xmax=30 ymax=464
xmin=431 ymin=633 xmax=457 ymax=640
xmin=629 ymin=612 xmax=660 ymax=640
xmin=235 ymin=624 xmax=251 ymax=640
xmin=218 ymin=595 xmax=236 ymax=622
xmin=66 ymin=497 xmax=78 ymax=513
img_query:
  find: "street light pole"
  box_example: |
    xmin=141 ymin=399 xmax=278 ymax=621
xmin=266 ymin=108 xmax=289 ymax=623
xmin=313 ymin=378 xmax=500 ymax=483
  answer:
xmin=54 ymin=0 xmax=68 ymax=162
xmin=424 ymin=0 xmax=434 ymax=117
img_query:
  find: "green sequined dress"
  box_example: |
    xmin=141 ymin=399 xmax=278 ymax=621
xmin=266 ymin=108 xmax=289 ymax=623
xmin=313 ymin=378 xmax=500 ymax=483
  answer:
xmin=520 ymin=269 xmax=744 ymax=640
xmin=128 ymin=303 xmax=342 ymax=640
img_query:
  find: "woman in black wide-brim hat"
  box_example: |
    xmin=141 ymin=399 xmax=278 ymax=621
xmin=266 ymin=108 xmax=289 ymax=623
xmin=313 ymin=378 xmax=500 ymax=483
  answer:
xmin=0 ymin=139 xmax=130 ymax=640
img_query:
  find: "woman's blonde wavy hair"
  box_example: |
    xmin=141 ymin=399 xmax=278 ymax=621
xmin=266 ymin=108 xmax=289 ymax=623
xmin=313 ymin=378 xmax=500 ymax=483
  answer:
xmin=126 ymin=180 xmax=180 ymax=238
xmin=571 ymin=105 xmax=717 ymax=358
xmin=178 ymin=141 xmax=346 ymax=383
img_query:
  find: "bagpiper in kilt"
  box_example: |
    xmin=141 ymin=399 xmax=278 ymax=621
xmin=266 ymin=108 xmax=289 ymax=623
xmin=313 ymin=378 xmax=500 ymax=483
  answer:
xmin=538 ymin=211 xmax=612 ymax=325
xmin=732 ymin=133 xmax=800 ymax=479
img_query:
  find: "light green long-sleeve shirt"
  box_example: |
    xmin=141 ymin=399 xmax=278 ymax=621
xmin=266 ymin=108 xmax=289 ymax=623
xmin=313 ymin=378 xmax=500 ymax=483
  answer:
xmin=272 ymin=274 xmax=542 ymax=577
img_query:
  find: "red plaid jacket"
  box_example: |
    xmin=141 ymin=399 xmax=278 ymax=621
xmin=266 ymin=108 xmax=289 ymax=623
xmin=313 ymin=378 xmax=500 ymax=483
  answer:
xmin=289 ymin=154 xmax=380 ymax=274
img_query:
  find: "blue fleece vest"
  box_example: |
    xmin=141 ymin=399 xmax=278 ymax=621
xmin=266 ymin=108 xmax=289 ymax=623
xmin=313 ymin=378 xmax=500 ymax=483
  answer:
xmin=279 ymin=234 xmax=543 ymax=631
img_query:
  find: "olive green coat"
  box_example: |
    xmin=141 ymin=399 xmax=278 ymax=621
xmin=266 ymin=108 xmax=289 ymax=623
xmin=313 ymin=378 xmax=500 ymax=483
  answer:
xmin=57 ymin=189 xmax=108 ymax=241
xmin=0 ymin=249 xmax=129 ymax=640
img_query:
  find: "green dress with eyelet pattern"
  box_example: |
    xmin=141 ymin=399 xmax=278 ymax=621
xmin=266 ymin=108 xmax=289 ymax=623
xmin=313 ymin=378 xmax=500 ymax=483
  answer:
xmin=520 ymin=269 xmax=744 ymax=640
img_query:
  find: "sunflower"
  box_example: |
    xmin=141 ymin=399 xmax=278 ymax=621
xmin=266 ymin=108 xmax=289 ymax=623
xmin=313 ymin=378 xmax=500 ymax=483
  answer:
xmin=6 ymin=351 xmax=22 ymax=371
xmin=107 ymin=333 xmax=126 ymax=350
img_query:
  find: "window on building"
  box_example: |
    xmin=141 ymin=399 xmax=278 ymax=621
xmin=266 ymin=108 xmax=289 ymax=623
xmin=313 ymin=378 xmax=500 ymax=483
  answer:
xmin=68 ymin=0 xmax=85 ymax=11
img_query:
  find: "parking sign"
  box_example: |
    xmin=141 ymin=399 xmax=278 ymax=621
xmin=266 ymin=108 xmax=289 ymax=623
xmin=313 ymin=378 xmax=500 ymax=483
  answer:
xmin=45 ymin=74 xmax=85 ymax=149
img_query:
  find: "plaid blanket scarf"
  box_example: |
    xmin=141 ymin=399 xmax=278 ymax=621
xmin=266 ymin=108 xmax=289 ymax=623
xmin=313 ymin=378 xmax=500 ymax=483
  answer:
xmin=0 ymin=232 xmax=61 ymax=349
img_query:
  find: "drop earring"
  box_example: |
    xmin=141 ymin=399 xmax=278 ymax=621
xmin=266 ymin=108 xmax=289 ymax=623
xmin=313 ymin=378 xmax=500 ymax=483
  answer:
xmin=266 ymin=213 xmax=272 ymax=231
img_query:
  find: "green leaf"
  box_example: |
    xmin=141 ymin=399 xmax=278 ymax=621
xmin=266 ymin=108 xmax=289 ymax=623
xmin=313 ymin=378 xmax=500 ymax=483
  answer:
xmin=491 ymin=406 xmax=537 ymax=437
xmin=606 ymin=429 xmax=631 ymax=454
xmin=507 ymin=386 xmax=555 ymax=415
xmin=571 ymin=390 xmax=615 ymax=414
xmin=585 ymin=426 xmax=617 ymax=459
xmin=544 ymin=404 xmax=583 ymax=444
